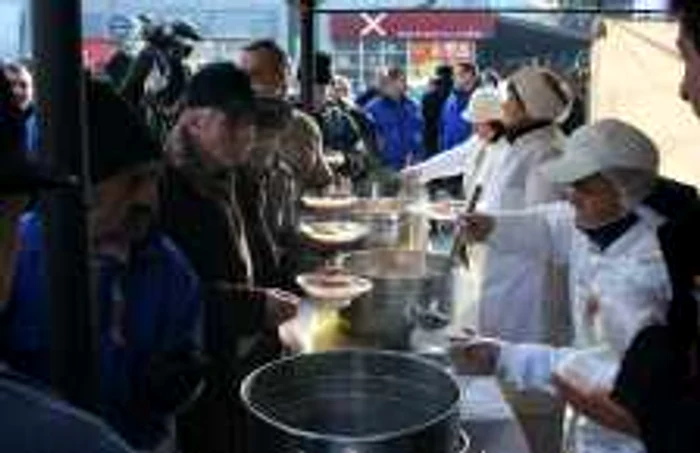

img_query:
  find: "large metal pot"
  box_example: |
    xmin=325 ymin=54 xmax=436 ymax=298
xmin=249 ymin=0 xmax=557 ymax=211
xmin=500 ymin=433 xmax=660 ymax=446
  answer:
xmin=341 ymin=249 xmax=453 ymax=349
xmin=240 ymin=349 xmax=463 ymax=453
xmin=351 ymin=198 xmax=403 ymax=248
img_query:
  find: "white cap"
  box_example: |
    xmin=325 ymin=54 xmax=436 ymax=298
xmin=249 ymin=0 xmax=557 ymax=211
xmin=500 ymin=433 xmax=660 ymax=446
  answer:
xmin=541 ymin=119 xmax=660 ymax=185
xmin=461 ymin=87 xmax=502 ymax=124
xmin=507 ymin=66 xmax=572 ymax=122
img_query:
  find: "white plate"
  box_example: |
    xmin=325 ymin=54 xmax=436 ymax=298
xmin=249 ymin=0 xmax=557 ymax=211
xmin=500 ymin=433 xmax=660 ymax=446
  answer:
xmin=296 ymin=273 xmax=373 ymax=303
xmin=301 ymin=195 xmax=358 ymax=210
xmin=407 ymin=201 xmax=469 ymax=222
xmin=299 ymin=221 xmax=369 ymax=245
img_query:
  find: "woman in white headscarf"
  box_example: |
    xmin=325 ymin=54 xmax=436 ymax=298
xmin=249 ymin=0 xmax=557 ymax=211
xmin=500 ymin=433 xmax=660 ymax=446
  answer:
xmin=401 ymin=86 xmax=511 ymax=211
xmin=451 ymin=119 xmax=672 ymax=453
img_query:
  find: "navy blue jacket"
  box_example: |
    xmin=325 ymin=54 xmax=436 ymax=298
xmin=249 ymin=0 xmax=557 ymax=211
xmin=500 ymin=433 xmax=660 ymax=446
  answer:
xmin=6 ymin=213 xmax=202 ymax=450
xmin=365 ymin=96 xmax=424 ymax=171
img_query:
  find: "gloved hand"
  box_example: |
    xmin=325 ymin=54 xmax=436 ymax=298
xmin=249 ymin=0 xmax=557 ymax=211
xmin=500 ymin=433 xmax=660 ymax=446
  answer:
xmin=448 ymin=331 xmax=502 ymax=375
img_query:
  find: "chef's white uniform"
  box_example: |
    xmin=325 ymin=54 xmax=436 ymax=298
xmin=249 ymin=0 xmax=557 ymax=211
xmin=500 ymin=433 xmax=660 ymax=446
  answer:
xmin=489 ymin=202 xmax=672 ymax=453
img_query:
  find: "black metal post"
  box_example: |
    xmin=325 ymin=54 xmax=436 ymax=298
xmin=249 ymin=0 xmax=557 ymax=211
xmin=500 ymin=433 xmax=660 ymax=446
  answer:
xmin=300 ymin=0 xmax=316 ymax=112
xmin=33 ymin=0 xmax=99 ymax=411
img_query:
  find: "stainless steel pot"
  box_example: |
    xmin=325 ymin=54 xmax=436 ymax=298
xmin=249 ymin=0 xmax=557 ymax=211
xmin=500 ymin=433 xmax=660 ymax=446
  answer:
xmin=351 ymin=198 xmax=403 ymax=248
xmin=341 ymin=249 xmax=454 ymax=349
xmin=240 ymin=349 xmax=463 ymax=453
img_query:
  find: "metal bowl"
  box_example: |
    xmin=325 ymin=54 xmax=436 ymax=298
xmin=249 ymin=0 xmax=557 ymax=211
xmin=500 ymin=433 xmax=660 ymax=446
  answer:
xmin=240 ymin=349 xmax=462 ymax=453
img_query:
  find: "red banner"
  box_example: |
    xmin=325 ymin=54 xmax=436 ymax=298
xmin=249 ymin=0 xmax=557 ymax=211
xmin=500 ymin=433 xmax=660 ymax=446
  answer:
xmin=83 ymin=38 xmax=118 ymax=73
xmin=330 ymin=12 xmax=496 ymax=41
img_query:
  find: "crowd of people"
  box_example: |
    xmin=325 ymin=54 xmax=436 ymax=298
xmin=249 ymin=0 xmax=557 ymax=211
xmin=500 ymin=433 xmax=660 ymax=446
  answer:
xmin=0 ymin=1 xmax=699 ymax=452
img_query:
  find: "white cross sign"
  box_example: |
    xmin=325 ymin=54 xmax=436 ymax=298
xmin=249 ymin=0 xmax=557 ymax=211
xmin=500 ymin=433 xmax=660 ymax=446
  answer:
xmin=360 ymin=13 xmax=388 ymax=37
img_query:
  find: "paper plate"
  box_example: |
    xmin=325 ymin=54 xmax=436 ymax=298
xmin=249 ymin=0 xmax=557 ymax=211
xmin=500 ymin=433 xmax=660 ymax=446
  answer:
xmin=299 ymin=221 xmax=369 ymax=245
xmin=297 ymin=272 xmax=373 ymax=303
xmin=301 ymin=195 xmax=358 ymax=210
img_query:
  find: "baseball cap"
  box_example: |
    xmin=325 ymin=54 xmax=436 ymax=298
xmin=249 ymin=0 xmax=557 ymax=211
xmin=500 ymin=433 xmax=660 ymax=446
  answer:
xmin=183 ymin=62 xmax=257 ymax=119
xmin=541 ymin=119 xmax=660 ymax=185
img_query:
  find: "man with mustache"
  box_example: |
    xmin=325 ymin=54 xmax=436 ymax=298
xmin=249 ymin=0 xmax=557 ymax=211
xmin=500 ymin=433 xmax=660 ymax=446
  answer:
xmin=4 ymin=79 xmax=204 ymax=452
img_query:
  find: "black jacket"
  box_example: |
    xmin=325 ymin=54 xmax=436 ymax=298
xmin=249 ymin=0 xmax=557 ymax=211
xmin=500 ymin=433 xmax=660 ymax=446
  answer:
xmin=613 ymin=185 xmax=700 ymax=453
xmin=421 ymin=84 xmax=452 ymax=158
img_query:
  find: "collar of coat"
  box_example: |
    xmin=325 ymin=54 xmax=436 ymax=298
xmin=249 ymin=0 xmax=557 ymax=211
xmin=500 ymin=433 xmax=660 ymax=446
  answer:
xmin=505 ymin=120 xmax=553 ymax=143
xmin=580 ymin=211 xmax=640 ymax=251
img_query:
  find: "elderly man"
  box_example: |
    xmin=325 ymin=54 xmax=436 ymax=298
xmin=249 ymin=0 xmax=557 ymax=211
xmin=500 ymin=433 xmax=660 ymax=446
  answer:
xmin=3 ymin=62 xmax=39 ymax=158
xmin=5 ymin=78 xmax=204 ymax=451
xmin=0 ymin=64 xmax=135 ymax=453
xmin=159 ymin=62 xmax=299 ymax=453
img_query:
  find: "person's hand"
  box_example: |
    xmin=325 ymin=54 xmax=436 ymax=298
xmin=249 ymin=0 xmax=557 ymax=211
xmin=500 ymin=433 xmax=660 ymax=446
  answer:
xmin=264 ymin=288 xmax=300 ymax=328
xmin=552 ymin=374 xmax=640 ymax=437
xmin=458 ymin=213 xmax=495 ymax=243
xmin=448 ymin=333 xmax=502 ymax=375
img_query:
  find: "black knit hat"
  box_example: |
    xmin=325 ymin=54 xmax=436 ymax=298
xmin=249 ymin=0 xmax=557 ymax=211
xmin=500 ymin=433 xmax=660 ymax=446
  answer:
xmin=86 ymin=79 xmax=161 ymax=183
xmin=183 ymin=62 xmax=257 ymax=119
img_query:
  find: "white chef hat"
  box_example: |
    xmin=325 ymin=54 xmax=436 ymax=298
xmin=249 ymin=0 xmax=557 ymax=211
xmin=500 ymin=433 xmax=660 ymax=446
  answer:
xmin=461 ymin=86 xmax=503 ymax=124
xmin=505 ymin=66 xmax=572 ymax=123
xmin=541 ymin=119 xmax=659 ymax=204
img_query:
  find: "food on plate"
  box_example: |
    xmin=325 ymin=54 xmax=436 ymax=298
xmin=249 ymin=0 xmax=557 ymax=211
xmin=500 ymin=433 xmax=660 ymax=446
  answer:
xmin=296 ymin=267 xmax=373 ymax=303
xmin=299 ymin=221 xmax=369 ymax=244
xmin=301 ymin=195 xmax=358 ymax=210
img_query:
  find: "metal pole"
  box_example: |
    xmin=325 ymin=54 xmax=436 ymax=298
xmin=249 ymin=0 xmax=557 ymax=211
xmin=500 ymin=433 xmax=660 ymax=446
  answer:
xmin=300 ymin=0 xmax=316 ymax=111
xmin=33 ymin=0 xmax=99 ymax=411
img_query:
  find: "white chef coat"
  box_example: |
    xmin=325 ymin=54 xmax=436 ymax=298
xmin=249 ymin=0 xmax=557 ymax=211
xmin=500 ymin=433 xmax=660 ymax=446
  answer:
xmin=491 ymin=202 xmax=672 ymax=453
xmin=468 ymin=125 xmax=569 ymax=344
xmin=414 ymin=135 xmax=511 ymax=210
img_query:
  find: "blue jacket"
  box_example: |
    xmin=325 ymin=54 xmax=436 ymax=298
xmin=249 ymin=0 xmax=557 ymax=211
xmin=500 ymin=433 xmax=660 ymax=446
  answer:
xmin=6 ymin=213 xmax=202 ymax=450
xmin=439 ymin=90 xmax=473 ymax=152
xmin=23 ymin=108 xmax=39 ymax=160
xmin=365 ymin=96 xmax=424 ymax=171
xmin=0 ymin=366 xmax=134 ymax=452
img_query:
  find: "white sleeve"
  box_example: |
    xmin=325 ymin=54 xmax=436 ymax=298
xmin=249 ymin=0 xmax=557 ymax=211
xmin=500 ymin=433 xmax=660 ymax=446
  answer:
xmin=533 ymin=202 xmax=576 ymax=265
xmin=497 ymin=343 xmax=573 ymax=395
xmin=414 ymin=135 xmax=480 ymax=184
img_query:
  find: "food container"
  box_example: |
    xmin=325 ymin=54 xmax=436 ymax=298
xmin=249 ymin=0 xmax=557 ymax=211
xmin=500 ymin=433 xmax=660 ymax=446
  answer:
xmin=240 ymin=349 xmax=464 ymax=453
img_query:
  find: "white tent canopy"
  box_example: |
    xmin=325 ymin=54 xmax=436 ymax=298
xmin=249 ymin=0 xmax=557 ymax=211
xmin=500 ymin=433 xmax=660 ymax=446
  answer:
xmin=590 ymin=19 xmax=700 ymax=188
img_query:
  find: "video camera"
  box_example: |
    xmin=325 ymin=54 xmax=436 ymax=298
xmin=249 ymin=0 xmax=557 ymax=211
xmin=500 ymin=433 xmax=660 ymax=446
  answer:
xmin=138 ymin=15 xmax=201 ymax=62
